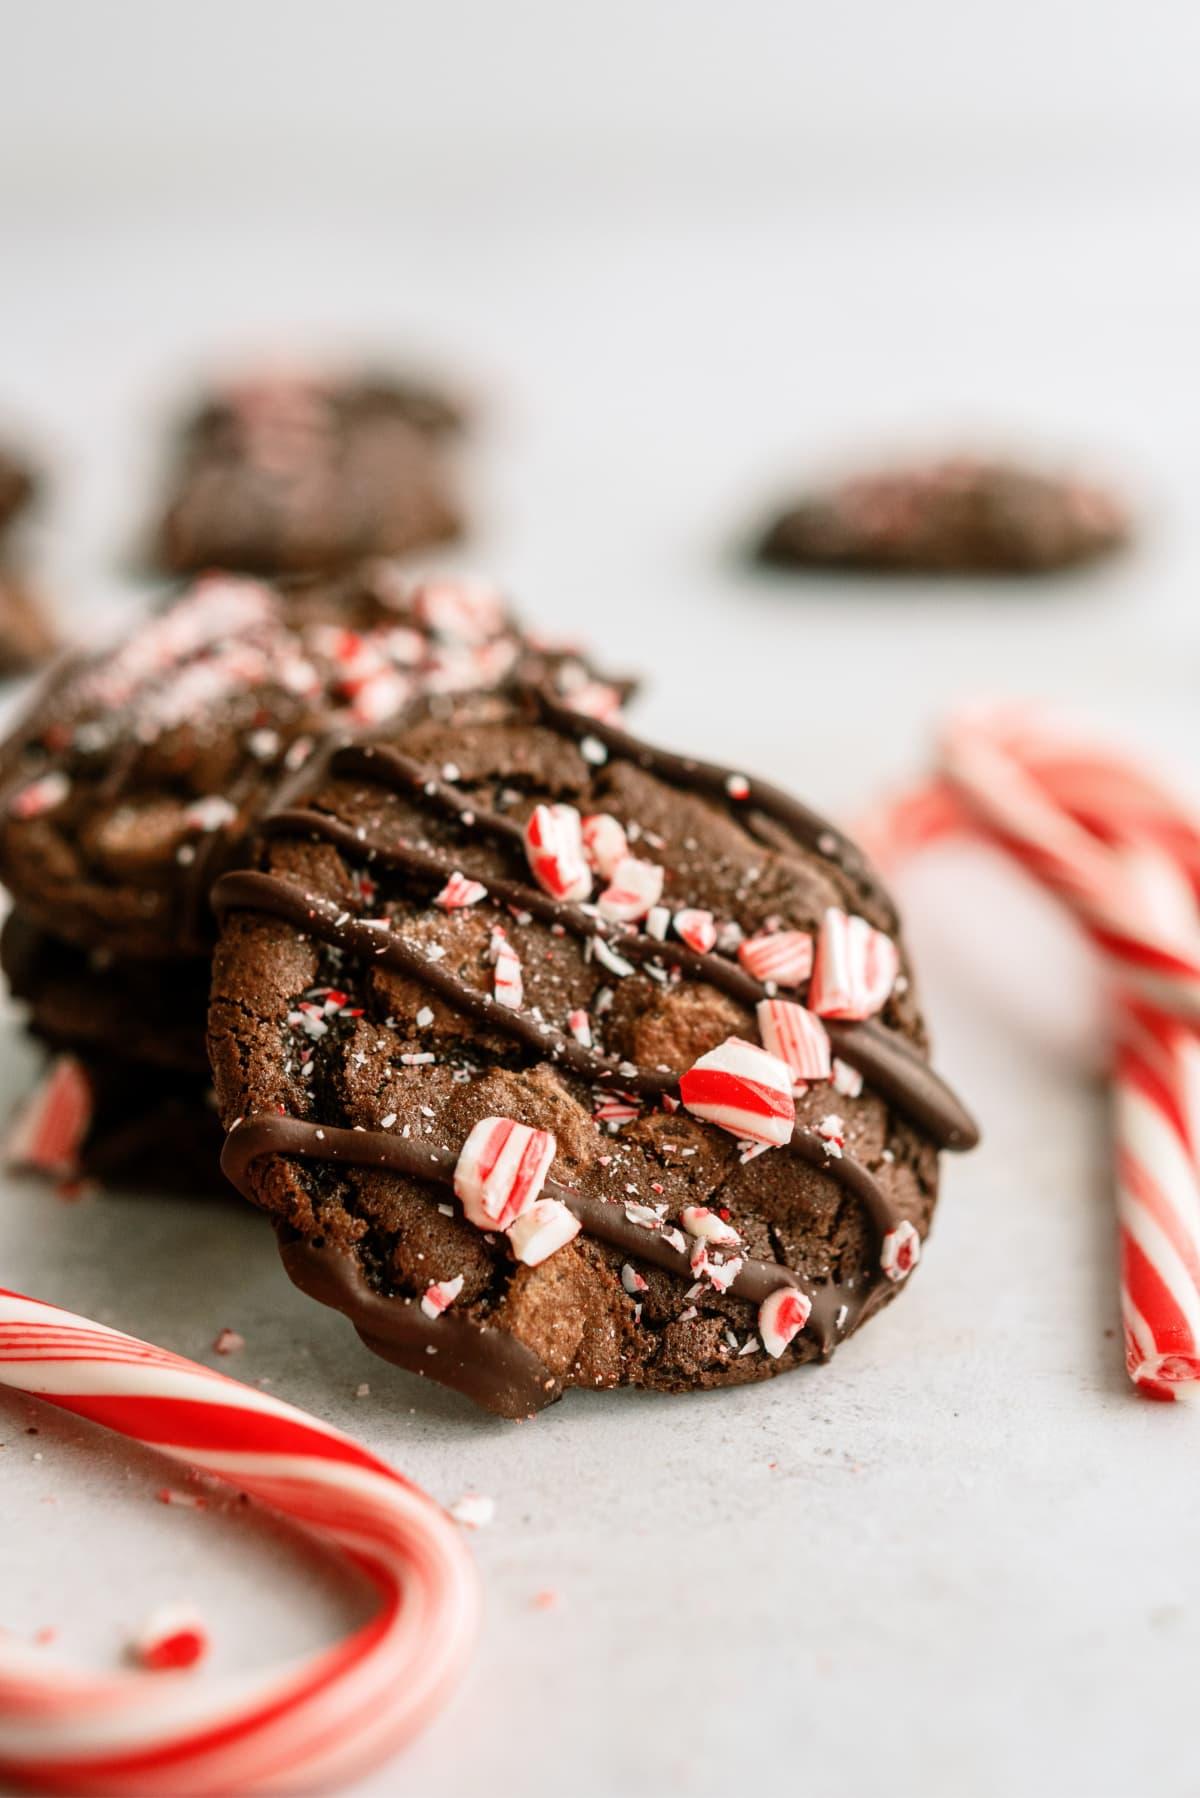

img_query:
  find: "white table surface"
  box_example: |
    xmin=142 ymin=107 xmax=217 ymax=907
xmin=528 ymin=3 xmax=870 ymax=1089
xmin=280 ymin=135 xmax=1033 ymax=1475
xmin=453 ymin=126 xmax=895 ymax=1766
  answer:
xmin=2 ymin=134 xmax=1200 ymax=1798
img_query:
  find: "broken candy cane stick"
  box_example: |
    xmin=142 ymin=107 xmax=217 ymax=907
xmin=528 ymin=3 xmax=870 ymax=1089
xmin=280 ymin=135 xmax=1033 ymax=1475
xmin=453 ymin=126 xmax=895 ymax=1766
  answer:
xmin=0 ymin=1287 xmax=478 ymax=1794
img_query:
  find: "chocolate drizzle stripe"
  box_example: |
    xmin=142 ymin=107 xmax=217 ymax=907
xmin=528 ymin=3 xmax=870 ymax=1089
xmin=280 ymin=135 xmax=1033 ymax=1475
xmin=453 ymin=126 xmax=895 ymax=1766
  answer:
xmin=257 ymin=803 xmax=977 ymax=1150
xmin=213 ymin=868 xmax=674 ymax=1093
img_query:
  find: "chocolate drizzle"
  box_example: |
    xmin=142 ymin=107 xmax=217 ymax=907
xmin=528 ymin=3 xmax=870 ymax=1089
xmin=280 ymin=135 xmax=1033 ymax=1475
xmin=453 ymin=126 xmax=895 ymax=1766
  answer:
xmin=212 ymin=686 xmax=978 ymax=1412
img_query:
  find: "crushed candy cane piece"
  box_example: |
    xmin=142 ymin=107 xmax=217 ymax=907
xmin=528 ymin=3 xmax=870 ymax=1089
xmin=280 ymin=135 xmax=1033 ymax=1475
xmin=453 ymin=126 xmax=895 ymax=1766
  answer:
xmin=6 ymin=1056 xmax=93 ymax=1175
xmin=645 ymin=905 xmax=670 ymax=941
xmin=679 ymin=1037 xmax=795 ymax=1148
xmin=413 ymin=577 xmax=506 ymax=644
xmin=814 ymin=1113 xmax=846 ymax=1155
xmin=706 ymin=1257 xmax=743 ymax=1294
xmin=10 ymin=772 xmax=71 ymax=819
xmin=592 ymin=936 xmax=635 ymax=978
xmin=809 ymin=908 xmax=899 ymax=1020
xmin=565 ymin=681 xmax=622 ymax=722
xmin=507 ymin=1198 xmax=581 ymax=1266
xmin=131 ymin=1604 xmax=209 ymax=1673
xmin=598 ymin=855 xmax=664 ymax=924
xmin=449 ymin=1491 xmax=495 ymax=1529
xmin=831 ymin=1058 xmax=864 ymax=1098
xmin=756 ymin=999 xmax=831 ymax=1085
xmin=880 ymin=1219 xmax=921 ymax=1282
xmin=490 ymin=926 xmax=524 ymax=1010
xmin=420 ymin=1275 xmax=465 ymax=1319
xmin=212 ymin=1329 xmax=244 ymax=1356
xmin=580 ymin=812 xmax=628 ymax=879
xmin=759 ymin=1286 xmax=813 ymax=1358
xmin=524 ymin=803 xmax=592 ymax=902
xmin=725 ymin=774 xmax=751 ymax=800
xmin=621 ymin=1263 xmax=649 ymax=1296
xmin=738 ymin=930 xmax=814 ymax=988
xmin=184 ymin=795 xmax=238 ymax=833
xmin=435 ymin=871 xmax=487 ymax=909
xmin=680 ymin=1205 xmax=741 ymax=1247
xmin=567 ymin=1008 xmax=593 ymax=1047
xmin=454 ymin=1117 xmax=556 ymax=1230
xmin=674 ymin=908 xmax=717 ymax=954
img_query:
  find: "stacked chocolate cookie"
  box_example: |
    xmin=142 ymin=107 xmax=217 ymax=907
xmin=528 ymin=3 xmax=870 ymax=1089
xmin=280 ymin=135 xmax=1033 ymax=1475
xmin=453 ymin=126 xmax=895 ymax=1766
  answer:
xmin=208 ymin=688 xmax=976 ymax=1413
xmin=0 ymin=565 xmax=613 ymax=1186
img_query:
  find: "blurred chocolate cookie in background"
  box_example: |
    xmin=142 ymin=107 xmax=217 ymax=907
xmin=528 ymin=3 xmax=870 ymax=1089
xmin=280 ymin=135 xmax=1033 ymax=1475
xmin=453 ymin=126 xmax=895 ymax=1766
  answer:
xmin=149 ymin=365 xmax=468 ymax=576
xmin=0 ymin=440 xmax=57 ymax=674
xmin=755 ymin=454 xmax=1129 ymax=576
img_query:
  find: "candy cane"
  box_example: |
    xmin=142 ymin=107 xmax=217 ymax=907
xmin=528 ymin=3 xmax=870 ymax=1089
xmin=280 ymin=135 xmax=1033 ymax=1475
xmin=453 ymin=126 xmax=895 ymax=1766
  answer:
xmin=0 ymin=1288 xmax=478 ymax=1794
xmin=866 ymin=701 xmax=1200 ymax=1400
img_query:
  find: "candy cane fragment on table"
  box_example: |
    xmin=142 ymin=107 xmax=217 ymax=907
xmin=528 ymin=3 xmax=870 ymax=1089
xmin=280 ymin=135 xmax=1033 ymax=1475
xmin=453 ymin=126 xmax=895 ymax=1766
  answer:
xmin=863 ymin=700 xmax=1200 ymax=1401
xmin=0 ymin=1287 xmax=478 ymax=1795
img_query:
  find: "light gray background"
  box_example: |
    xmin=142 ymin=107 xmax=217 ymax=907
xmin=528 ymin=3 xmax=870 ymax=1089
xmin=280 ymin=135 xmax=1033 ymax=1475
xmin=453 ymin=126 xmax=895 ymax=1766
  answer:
xmin=2 ymin=5 xmax=1199 ymax=1795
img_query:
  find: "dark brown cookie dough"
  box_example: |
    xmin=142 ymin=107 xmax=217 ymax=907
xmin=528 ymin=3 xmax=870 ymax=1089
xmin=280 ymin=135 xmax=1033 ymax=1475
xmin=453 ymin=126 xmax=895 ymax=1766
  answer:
xmin=756 ymin=455 xmax=1129 ymax=575
xmin=150 ymin=369 xmax=465 ymax=576
xmin=209 ymin=689 xmax=976 ymax=1417
xmin=1 ymin=910 xmax=209 ymax=1073
xmin=0 ymin=566 xmax=605 ymax=960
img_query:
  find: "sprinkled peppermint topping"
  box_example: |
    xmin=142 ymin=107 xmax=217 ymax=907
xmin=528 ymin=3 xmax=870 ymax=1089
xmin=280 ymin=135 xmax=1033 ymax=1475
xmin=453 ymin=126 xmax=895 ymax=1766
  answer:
xmin=725 ymin=774 xmax=750 ymax=800
xmin=434 ymin=871 xmax=488 ymax=909
xmin=420 ymin=1275 xmax=465 ymax=1319
xmin=880 ymin=1219 xmax=921 ymax=1282
xmin=597 ymin=855 xmax=664 ymax=925
xmin=580 ymin=813 xmax=628 ymax=880
xmin=738 ymin=930 xmax=814 ymax=989
xmin=681 ymin=1206 xmax=741 ymax=1247
xmin=507 ymin=1198 xmax=581 ymax=1266
xmin=454 ymin=1117 xmax=556 ymax=1231
xmin=621 ymin=1263 xmax=649 ymax=1296
xmin=809 ymin=908 xmax=899 ymax=1021
xmin=490 ymin=926 xmax=524 ymax=1010
xmin=10 ymin=772 xmax=70 ymax=819
xmin=679 ymin=1037 xmax=796 ymax=1148
xmin=448 ymin=1491 xmax=495 ymax=1529
xmin=759 ymin=1286 xmax=813 ymax=1358
xmin=756 ymin=999 xmax=831 ymax=1087
xmin=673 ymin=908 xmax=717 ymax=954
xmin=524 ymin=803 xmax=592 ymax=902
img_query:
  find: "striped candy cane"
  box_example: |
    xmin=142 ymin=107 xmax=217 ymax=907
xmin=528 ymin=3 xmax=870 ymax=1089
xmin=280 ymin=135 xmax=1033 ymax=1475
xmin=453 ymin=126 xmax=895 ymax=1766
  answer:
xmin=865 ymin=702 xmax=1200 ymax=1400
xmin=0 ymin=1288 xmax=479 ymax=1794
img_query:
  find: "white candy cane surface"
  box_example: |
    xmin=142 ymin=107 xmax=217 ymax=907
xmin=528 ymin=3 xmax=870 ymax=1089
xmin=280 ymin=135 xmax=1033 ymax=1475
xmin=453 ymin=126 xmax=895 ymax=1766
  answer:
xmin=0 ymin=1288 xmax=478 ymax=1794
xmin=869 ymin=701 xmax=1200 ymax=1400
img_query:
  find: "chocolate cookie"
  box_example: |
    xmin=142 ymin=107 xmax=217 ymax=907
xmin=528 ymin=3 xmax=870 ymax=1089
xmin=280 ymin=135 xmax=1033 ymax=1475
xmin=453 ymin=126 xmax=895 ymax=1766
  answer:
xmin=151 ymin=370 xmax=465 ymax=576
xmin=756 ymin=455 xmax=1129 ymax=575
xmin=0 ymin=566 xmax=604 ymax=961
xmin=209 ymin=689 xmax=976 ymax=1418
xmin=0 ymin=444 xmax=36 ymax=538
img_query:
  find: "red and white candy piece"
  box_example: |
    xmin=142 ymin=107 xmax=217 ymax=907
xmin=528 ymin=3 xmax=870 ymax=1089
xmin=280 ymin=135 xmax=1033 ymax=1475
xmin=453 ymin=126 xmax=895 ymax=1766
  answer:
xmin=808 ymin=909 xmax=899 ymax=1020
xmin=674 ymin=908 xmax=717 ymax=954
xmin=490 ymin=926 xmax=524 ymax=1011
xmin=678 ymin=1037 xmax=796 ymax=1149
xmin=507 ymin=1198 xmax=581 ymax=1267
xmin=412 ymin=577 xmax=506 ymax=645
xmin=680 ymin=1205 xmax=741 ymax=1248
xmin=759 ymin=1286 xmax=813 ymax=1358
xmin=738 ymin=931 xmax=814 ymax=989
xmin=756 ymin=999 xmax=831 ymax=1086
xmin=454 ymin=1117 xmax=557 ymax=1231
xmin=420 ymin=1275 xmax=465 ymax=1319
xmin=880 ymin=1220 xmax=921 ymax=1282
xmin=130 ymin=1604 xmax=209 ymax=1673
xmin=6 ymin=1056 xmax=93 ymax=1176
xmin=581 ymin=813 xmax=628 ymax=880
xmin=524 ymin=804 xmax=592 ymax=903
xmin=434 ymin=871 xmax=488 ymax=909
xmin=9 ymin=771 xmax=70 ymax=820
xmin=0 ymin=1287 xmax=477 ymax=1794
xmin=597 ymin=856 xmax=664 ymax=925
xmin=567 ymin=1008 xmax=593 ymax=1047
xmin=564 ymin=681 xmax=623 ymax=723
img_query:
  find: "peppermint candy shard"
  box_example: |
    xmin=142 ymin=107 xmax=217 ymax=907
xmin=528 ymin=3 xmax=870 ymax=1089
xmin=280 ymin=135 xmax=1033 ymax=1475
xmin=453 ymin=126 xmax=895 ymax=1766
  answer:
xmin=597 ymin=855 xmax=664 ymax=924
xmin=809 ymin=908 xmax=899 ymax=1020
xmin=580 ymin=812 xmax=629 ymax=879
xmin=738 ymin=931 xmax=814 ymax=989
xmin=132 ymin=1604 xmax=209 ymax=1673
xmin=759 ymin=1286 xmax=813 ymax=1358
xmin=756 ymin=999 xmax=831 ymax=1085
xmin=674 ymin=908 xmax=717 ymax=954
xmin=10 ymin=771 xmax=70 ymax=819
xmin=524 ymin=803 xmax=593 ymax=902
xmin=454 ymin=1117 xmax=557 ymax=1231
xmin=434 ymin=871 xmax=488 ymax=909
xmin=880 ymin=1219 xmax=921 ymax=1282
xmin=490 ymin=926 xmax=524 ymax=1010
xmin=831 ymin=1058 xmax=864 ymax=1098
xmin=6 ymin=1055 xmax=94 ymax=1174
xmin=567 ymin=1008 xmax=593 ymax=1047
xmin=507 ymin=1198 xmax=582 ymax=1267
xmin=678 ymin=1036 xmax=796 ymax=1148
xmin=420 ymin=1275 xmax=465 ymax=1319
xmin=621 ymin=1263 xmax=649 ymax=1296
xmin=680 ymin=1205 xmax=741 ymax=1247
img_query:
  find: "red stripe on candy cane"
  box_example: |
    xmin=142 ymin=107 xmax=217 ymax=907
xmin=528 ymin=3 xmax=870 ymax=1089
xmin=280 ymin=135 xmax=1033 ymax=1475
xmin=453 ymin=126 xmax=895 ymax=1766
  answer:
xmin=0 ymin=1288 xmax=477 ymax=1795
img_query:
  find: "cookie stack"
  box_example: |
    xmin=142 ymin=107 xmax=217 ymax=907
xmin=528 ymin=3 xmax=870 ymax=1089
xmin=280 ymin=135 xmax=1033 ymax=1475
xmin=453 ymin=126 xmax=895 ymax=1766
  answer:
xmin=0 ymin=560 xmax=620 ymax=1187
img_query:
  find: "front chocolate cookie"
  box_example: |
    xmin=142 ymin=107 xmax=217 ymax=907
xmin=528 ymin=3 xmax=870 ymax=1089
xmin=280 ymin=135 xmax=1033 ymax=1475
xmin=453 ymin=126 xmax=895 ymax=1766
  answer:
xmin=209 ymin=691 xmax=976 ymax=1417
